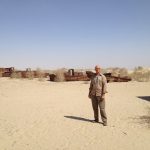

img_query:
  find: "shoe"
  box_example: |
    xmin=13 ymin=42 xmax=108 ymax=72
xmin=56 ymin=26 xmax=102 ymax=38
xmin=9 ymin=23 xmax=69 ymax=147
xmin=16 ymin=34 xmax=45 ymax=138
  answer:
xmin=103 ymin=122 xmax=107 ymax=126
xmin=91 ymin=119 xmax=99 ymax=123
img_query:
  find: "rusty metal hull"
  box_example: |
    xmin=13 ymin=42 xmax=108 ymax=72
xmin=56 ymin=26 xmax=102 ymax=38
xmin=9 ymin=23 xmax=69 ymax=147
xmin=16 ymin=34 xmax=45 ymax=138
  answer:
xmin=0 ymin=67 xmax=14 ymax=77
xmin=65 ymin=75 xmax=89 ymax=81
xmin=86 ymin=71 xmax=131 ymax=82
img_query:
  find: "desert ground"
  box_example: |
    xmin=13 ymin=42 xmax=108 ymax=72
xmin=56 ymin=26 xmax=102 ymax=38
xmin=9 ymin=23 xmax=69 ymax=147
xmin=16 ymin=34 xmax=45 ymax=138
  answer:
xmin=0 ymin=78 xmax=150 ymax=150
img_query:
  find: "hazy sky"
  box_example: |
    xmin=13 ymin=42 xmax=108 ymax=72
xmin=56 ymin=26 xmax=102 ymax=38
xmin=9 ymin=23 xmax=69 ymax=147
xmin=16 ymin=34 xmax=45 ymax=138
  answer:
xmin=0 ymin=0 xmax=150 ymax=69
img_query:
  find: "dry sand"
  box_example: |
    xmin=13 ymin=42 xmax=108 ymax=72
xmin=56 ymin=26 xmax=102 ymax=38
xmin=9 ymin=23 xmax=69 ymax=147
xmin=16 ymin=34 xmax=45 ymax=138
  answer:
xmin=0 ymin=78 xmax=150 ymax=150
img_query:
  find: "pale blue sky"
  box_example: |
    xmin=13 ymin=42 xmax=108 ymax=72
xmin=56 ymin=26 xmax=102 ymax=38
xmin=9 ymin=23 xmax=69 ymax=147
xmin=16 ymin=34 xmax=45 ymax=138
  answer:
xmin=0 ymin=0 xmax=150 ymax=69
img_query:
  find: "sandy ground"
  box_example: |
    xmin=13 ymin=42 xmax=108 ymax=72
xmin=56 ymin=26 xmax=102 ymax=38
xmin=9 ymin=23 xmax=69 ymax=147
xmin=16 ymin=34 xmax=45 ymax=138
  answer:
xmin=0 ymin=78 xmax=150 ymax=150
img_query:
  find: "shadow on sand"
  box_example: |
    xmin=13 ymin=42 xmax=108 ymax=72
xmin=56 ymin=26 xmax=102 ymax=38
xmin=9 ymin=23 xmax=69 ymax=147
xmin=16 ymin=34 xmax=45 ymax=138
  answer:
xmin=137 ymin=96 xmax=150 ymax=102
xmin=64 ymin=116 xmax=103 ymax=124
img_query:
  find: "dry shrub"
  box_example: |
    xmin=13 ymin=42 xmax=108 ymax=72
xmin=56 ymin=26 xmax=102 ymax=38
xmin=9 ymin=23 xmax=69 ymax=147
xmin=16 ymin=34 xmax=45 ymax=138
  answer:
xmin=26 ymin=71 xmax=34 ymax=80
xmin=131 ymin=107 xmax=150 ymax=129
xmin=119 ymin=68 xmax=128 ymax=77
xmin=10 ymin=72 xmax=22 ymax=79
xmin=130 ymin=66 xmax=150 ymax=82
xmin=105 ymin=67 xmax=128 ymax=77
xmin=36 ymin=68 xmax=44 ymax=81
xmin=54 ymin=68 xmax=65 ymax=82
xmin=139 ymin=107 xmax=150 ymax=128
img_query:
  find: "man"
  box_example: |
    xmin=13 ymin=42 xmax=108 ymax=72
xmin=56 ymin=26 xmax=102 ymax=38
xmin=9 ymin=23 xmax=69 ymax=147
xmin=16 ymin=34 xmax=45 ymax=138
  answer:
xmin=88 ymin=65 xmax=108 ymax=126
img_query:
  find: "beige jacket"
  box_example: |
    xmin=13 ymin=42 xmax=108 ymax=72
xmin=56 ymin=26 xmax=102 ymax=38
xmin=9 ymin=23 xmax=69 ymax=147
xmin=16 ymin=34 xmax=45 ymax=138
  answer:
xmin=89 ymin=73 xmax=107 ymax=97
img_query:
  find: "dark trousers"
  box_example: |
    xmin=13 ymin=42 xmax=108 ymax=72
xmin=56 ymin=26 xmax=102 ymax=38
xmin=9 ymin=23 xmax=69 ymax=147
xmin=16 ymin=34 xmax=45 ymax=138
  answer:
xmin=91 ymin=95 xmax=107 ymax=123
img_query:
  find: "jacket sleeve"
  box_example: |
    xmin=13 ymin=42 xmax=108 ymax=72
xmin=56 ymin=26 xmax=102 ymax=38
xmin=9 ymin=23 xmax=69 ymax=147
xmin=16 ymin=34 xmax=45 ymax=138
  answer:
xmin=89 ymin=80 xmax=93 ymax=93
xmin=102 ymin=75 xmax=108 ymax=94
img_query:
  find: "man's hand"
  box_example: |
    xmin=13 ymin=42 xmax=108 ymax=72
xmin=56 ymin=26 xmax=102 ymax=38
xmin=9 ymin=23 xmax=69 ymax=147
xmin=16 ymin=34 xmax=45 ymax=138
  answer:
xmin=88 ymin=92 xmax=92 ymax=99
xmin=101 ymin=94 xmax=105 ymax=100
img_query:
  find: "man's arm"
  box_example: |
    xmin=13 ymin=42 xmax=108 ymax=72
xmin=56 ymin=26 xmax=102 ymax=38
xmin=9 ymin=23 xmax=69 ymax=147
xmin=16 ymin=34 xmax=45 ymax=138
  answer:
xmin=88 ymin=81 xmax=93 ymax=98
xmin=101 ymin=75 xmax=108 ymax=99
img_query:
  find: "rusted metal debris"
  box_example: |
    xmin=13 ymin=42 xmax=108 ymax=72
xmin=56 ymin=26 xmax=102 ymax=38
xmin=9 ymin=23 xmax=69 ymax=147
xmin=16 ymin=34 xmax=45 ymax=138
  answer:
xmin=49 ymin=69 xmax=132 ymax=82
xmin=0 ymin=67 xmax=15 ymax=77
xmin=86 ymin=71 xmax=131 ymax=82
xmin=49 ymin=69 xmax=89 ymax=81
xmin=0 ymin=67 xmax=49 ymax=78
xmin=64 ymin=69 xmax=89 ymax=81
xmin=0 ymin=67 xmax=131 ymax=82
xmin=104 ymin=73 xmax=131 ymax=82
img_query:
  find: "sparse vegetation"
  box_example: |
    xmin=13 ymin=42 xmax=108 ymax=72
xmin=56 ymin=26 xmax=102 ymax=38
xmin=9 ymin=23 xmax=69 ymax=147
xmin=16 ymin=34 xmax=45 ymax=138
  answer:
xmin=10 ymin=72 xmax=22 ymax=79
xmin=104 ymin=67 xmax=150 ymax=82
xmin=104 ymin=67 xmax=128 ymax=77
xmin=137 ymin=107 xmax=150 ymax=128
xmin=130 ymin=66 xmax=150 ymax=82
xmin=26 ymin=71 xmax=34 ymax=80
xmin=36 ymin=68 xmax=45 ymax=81
xmin=54 ymin=68 xmax=66 ymax=82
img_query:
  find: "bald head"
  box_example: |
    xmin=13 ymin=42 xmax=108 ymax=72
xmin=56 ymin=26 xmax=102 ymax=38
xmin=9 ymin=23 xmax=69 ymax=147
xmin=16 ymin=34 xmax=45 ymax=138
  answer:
xmin=95 ymin=65 xmax=101 ymax=69
xmin=95 ymin=65 xmax=101 ymax=74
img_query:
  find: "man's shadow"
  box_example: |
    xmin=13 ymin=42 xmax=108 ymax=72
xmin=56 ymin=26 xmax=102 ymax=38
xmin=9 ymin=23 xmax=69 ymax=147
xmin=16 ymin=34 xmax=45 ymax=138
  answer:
xmin=64 ymin=116 xmax=103 ymax=124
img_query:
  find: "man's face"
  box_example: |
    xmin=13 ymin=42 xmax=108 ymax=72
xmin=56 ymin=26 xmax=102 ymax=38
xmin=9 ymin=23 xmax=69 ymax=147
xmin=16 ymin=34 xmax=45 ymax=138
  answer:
xmin=95 ymin=67 xmax=100 ymax=74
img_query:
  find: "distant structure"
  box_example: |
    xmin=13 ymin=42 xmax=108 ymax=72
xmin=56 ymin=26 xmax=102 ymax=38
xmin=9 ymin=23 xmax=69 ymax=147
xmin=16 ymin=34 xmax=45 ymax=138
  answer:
xmin=0 ymin=67 xmax=49 ymax=78
xmin=0 ymin=67 xmax=132 ymax=82
xmin=49 ymin=69 xmax=132 ymax=82
xmin=0 ymin=67 xmax=15 ymax=77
